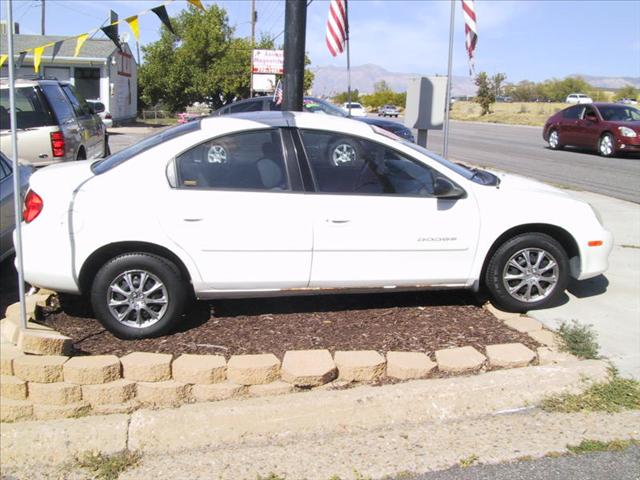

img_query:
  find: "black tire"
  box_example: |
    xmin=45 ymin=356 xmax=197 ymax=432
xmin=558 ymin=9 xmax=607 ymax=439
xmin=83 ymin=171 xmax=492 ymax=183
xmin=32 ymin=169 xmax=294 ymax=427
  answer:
xmin=598 ymin=133 xmax=616 ymax=157
xmin=90 ymin=253 xmax=187 ymax=339
xmin=547 ymin=128 xmax=563 ymax=150
xmin=104 ymin=137 xmax=111 ymax=157
xmin=76 ymin=148 xmax=86 ymax=161
xmin=485 ymin=233 xmax=569 ymax=312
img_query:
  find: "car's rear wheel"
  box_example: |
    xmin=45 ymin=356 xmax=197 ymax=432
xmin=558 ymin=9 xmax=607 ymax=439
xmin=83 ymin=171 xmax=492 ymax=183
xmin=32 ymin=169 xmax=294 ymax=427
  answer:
xmin=598 ymin=133 xmax=616 ymax=157
xmin=91 ymin=253 xmax=187 ymax=339
xmin=485 ymin=233 xmax=569 ymax=312
xmin=548 ymin=129 xmax=563 ymax=150
xmin=76 ymin=148 xmax=86 ymax=161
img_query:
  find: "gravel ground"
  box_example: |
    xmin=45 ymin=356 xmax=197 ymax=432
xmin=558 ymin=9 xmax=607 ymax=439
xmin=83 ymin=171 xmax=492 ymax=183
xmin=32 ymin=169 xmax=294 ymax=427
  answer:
xmin=40 ymin=290 xmax=538 ymax=358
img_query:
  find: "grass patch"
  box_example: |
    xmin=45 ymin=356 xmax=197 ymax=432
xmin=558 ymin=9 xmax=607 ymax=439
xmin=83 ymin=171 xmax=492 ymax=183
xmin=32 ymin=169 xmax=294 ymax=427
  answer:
xmin=567 ymin=439 xmax=639 ymax=454
xmin=75 ymin=450 xmax=141 ymax=480
xmin=257 ymin=475 xmax=286 ymax=480
xmin=459 ymin=454 xmax=479 ymax=468
xmin=450 ymin=101 xmax=566 ymax=126
xmin=540 ymin=374 xmax=640 ymax=413
xmin=621 ymin=244 xmax=640 ymax=249
xmin=557 ymin=320 xmax=599 ymax=359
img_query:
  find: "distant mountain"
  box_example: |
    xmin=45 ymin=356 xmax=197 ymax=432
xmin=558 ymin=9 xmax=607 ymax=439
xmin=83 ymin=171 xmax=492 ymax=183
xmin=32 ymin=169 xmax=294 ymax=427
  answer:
xmin=310 ymin=64 xmax=476 ymax=97
xmin=310 ymin=64 xmax=640 ymax=97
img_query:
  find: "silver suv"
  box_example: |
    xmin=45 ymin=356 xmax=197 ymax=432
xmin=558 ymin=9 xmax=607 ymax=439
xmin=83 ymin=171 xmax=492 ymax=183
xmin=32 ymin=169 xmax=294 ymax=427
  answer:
xmin=1 ymin=79 xmax=107 ymax=166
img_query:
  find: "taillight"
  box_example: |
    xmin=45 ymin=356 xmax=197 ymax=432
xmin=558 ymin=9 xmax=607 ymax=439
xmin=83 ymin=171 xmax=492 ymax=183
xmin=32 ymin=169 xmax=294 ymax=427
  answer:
xmin=105 ymin=113 xmax=112 ymax=119
xmin=50 ymin=131 xmax=65 ymax=157
xmin=23 ymin=190 xmax=43 ymax=223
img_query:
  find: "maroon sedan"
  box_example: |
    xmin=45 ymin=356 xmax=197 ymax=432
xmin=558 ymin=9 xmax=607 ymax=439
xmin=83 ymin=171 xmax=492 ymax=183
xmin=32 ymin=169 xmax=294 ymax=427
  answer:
xmin=543 ymin=103 xmax=640 ymax=157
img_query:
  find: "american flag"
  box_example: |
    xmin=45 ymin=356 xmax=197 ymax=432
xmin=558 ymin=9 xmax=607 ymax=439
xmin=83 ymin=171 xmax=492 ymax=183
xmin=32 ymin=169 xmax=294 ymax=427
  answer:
xmin=326 ymin=0 xmax=348 ymax=57
xmin=461 ymin=0 xmax=478 ymax=75
xmin=273 ymin=80 xmax=283 ymax=106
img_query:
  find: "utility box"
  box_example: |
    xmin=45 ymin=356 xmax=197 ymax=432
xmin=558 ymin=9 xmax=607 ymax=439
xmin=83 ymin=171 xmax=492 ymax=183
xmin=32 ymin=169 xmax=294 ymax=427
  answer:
xmin=404 ymin=76 xmax=448 ymax=130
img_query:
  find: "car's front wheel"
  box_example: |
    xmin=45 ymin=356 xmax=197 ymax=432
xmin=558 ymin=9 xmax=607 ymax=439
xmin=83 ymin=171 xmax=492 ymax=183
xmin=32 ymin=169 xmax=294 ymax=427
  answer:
xmin=91 ymin=253 xmax=187 ymax=339
xmin=485 ymin=233 xmax=569 ymax=312
xmin=547 ymin=129 xmax=563 ymax=150
xmin=598 ymin=133 xmax=616 ymax=157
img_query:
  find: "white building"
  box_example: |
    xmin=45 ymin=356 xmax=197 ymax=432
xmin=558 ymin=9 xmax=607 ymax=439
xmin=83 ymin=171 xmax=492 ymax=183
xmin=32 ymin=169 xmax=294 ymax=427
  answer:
xmin=1 ymin=34 xmax=138 ymax=123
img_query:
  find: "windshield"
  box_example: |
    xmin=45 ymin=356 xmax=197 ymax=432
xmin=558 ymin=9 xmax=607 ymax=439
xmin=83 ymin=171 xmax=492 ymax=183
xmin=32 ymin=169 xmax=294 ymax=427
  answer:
xmin=598 ymin=105 xmax=640 ymax=122
xmin=303 ymin=98 xmax=347 ymax=117
xmin=92 ymin=121 xmax=201 ymax=174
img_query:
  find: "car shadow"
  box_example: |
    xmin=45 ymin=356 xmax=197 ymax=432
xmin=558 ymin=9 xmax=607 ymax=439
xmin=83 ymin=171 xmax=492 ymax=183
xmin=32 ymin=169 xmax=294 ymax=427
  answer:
xmin=567 ymin=274 xmax=609 ymax=298
xmin=545 ymin=145 xmax=640 ymax=160
xmin=0 ymin=256 xmax=21 ymax=316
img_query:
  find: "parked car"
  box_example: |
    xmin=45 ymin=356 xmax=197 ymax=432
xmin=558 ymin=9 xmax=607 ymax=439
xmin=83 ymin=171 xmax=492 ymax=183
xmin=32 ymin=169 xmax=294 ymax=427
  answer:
xmin=617 ymin=98 xmax=638 ymax=105
xmin=20 ymin=112 xmax=612 ymax=338
xmin=86 ymin=100 xmax=113 ymax=128
xmin=565 ymin=93 xmax=593 ymax=104
xmin=378 ymin=105 xmax=400 ymax=117
xmin=543 ymin=103 xmax=640 ymax=157
xmin=342 ymin=102 xmax=367 ymax=117
xmin=214 ymin=96 xmax=415 ymax=142
xmin=1 ymin=151 xmax=32 ymax=262
xmin=0 ymin=79 xmax=107 ymax=166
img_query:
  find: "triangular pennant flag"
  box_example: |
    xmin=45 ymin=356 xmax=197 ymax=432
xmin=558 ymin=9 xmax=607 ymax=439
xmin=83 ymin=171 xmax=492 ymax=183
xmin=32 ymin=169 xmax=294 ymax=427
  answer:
xmin=16 ymin=51 xmax=27 ymax=68
xmin=51 ymin=40 xmax=64 ymax=61
xmin=152 ymin=5 xmax=176 ymax=35
xmin=187 ymin=0 xmax=205 ymax=11
xmin=74 ymin=34 xmax=89 ymax=57
xmin=101 ymin=24 xmax=123 ymax=51
xmin=0 ymin=55 xmax=7 ymax=69
xmin=33 ymin=46 xmax=45 ymax=73
xmin=125 ymin=16 xmax=140 ymax=42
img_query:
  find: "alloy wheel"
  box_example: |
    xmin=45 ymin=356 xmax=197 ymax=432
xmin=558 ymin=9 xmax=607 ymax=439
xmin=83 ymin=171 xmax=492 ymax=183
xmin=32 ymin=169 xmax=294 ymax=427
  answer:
xmin=107 ymin=270 xmax=169 ymax=328
xmin=599 ymin=135 xmax=614 ymax=156
xmin=502 ymin=248 xmax=559 ymax=303
xmin=332 ymin=143 xmax=357 ymax=166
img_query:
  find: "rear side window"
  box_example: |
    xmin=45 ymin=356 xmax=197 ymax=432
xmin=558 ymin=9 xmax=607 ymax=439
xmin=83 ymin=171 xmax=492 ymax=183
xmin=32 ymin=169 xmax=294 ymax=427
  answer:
xmin=61 ymin=84 xmax=91 ymax=117
xmin=40 ymin=84 xmax=76 ymax=124
xmin=562 ymin=106 xmax=582 ymax=119
xmin=0 ymin=86 xmax=55 ymax=129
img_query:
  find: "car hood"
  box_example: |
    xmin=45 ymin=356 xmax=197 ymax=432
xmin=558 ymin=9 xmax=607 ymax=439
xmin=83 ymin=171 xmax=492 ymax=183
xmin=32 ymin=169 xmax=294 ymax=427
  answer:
xmin=489 ymin=171 xmax=571 ymax=199
xmin=356 ymin=116 xmax=407 ymax=129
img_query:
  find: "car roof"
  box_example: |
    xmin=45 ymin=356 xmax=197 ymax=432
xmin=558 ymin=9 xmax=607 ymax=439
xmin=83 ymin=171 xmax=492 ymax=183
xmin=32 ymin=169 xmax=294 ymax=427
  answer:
xmin=0 ymin=78 xmax=69 ymax=89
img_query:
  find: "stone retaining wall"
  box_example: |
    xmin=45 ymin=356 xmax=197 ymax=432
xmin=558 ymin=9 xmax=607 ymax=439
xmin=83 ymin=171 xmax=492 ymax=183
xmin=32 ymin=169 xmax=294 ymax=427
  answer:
xmin=0 ymin=293 xmax=576 ymax=423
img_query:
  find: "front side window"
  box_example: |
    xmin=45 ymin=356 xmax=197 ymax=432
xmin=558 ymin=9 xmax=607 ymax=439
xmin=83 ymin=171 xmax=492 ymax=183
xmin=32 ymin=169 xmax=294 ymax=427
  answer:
xmin=176 ymin=129 xmax=289 ymax=191
xmin=40 ymin=84 xmax=75 ymax=124
xmin=61 ymin=84 xmax=91 ymax=117
xmin=300 ymin=130 xmax=441 ymax=196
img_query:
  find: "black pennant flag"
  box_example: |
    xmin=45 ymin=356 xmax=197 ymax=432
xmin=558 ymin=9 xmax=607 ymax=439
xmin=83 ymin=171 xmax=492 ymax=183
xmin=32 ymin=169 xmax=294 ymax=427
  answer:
xmin=51 ymin=41 xmax=64 ymax=61
xmin=101 ymin=24 xmax=123 ymax=51
xmin=16 ymin=51 xmax=27 ymax=69
xmin=151 ymin=5 xmax=176 ymax=35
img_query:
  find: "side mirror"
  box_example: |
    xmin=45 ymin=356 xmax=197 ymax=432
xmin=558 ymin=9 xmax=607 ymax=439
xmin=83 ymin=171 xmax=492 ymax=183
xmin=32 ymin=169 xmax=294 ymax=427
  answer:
xmin=92 ymin=102 xmax=106 ymax=114
xmin=433 ymin=177 xmax=466 ymax=199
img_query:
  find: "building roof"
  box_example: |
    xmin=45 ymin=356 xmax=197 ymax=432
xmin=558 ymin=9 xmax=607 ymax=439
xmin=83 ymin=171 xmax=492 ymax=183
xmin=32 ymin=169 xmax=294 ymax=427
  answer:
xmin=0 ymin=34 xmax=124 ymax=60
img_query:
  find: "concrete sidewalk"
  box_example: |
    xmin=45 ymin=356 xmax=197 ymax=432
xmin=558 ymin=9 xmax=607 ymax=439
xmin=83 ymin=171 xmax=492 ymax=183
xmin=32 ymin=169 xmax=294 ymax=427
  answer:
xmin=529 ymin=190 xmax=640 ymax=379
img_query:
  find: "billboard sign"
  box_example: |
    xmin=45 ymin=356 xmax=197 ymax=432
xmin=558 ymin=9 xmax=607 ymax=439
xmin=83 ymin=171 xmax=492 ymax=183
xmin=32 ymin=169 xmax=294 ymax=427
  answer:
xmin=252 ymin=74 xmax=277 ymax=93
xmin=252 ymin=49 xmax=284 ymax=74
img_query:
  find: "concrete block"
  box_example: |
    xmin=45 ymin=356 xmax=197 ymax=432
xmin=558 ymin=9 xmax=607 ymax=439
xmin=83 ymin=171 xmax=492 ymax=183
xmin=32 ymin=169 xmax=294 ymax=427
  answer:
xmin=249 ymin=381 xmax=294 ymax=397
xmin=18 ymin=329 xmax=72 ymax=356
xmin=435 ymin=346 xmax=486 ymax=373
xmin=0 ymin=342 xmax=22 ymax=375
xmin=121 ymin=352 xmax=172 ymax=382
xmin=92 ymin=401 xmax=139 ymax=416
xmin=485 ymin=303 xmax=522 ymax=321
xmin=172 ymin=354 xmax=226 ymax=384
xmin=192 ymin=382 xmax=245 ymax=402
xmin=137 ymin=380 xmax=190 ymax=406
xmin=334 ymin=350 xmax=386 ymax=382
xmin=386 ymin=351 xmax=437 ymax=379
xmin=537 ymin=347 xmax=578 ymax=365
xmin=486 ymin=343 xmax=536 ymax=368
xmin=5 ymin=297 xmax=38 ymax=321
xmin=64 ymin=355 xmax=121 ymax=384
xmin=1 ymin=375 xmax=28 ymax=400
xmin=528 ymin=330 xmax=559 ymax=347
xmin=504 ymin=316 xmax=544 ymax=333
xmin=13 ymin=355 xmax=68 ymax=383
xmin=281 ymin=349 xmax=337 ymax=387
xmin=28 ymin=382 xmax=82 ymax=405
xmin=0 ymin=399 xmax=33 ymax=422
xmin=227 ymin=354 xmax=280 ymax=385
xmin=82 ymin=379 xmax=137 ymax=405
xmin=33 ymin=402 xmax=91 ymax=420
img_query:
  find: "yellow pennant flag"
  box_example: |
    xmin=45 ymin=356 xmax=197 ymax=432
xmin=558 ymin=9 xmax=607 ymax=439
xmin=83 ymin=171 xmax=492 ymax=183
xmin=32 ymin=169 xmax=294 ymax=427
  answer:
xmin=187 ymin=0 xmax=205 ymax=11
xmin=74 ymin=33 xmax=89 ymax=57
xmin=0 ymin=54 xmax=7 ymax=69
xmin=33 ymin=46 xmax=45 ymax=73
xmin=125 ymin=16 xmax=140 ymax=42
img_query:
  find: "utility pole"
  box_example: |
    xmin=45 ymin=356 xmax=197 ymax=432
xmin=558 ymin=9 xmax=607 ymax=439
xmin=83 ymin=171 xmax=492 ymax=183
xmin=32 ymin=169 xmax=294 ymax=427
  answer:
xmin=40 ymin=0 xmax=45 ymax=35
xmin=249 ymin=0 xmax=256 ymax=98
xmin=282 ymin=0 xmax=306 ymax=111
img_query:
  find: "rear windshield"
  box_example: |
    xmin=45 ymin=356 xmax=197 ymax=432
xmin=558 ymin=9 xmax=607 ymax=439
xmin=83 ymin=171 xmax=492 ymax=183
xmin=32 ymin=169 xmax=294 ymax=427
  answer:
xmin=92 ymin=121 xmax=201 ymax=174
xmin=0 ymin=86 xmax=56 ymax=129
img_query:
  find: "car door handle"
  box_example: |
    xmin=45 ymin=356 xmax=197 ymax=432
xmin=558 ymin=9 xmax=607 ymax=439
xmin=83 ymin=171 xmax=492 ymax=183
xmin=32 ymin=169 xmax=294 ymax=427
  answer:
xmin=183 ymin=218 xmax=203 ymax=222
xmin=327 ymin=219 xmax=351 ymax=224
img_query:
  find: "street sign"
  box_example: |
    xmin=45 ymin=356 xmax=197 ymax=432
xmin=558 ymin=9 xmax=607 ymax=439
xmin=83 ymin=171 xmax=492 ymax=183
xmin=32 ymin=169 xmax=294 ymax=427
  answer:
xmin=252 ymin=74 xmax=277 ymax=93
xmin=252 ymin=49 xmax=284 ymax=74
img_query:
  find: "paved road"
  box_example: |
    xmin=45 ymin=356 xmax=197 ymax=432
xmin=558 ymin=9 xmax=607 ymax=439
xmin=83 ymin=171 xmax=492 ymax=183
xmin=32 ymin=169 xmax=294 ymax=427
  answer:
xmin=411 ymin=446 xmax=640 ymax=480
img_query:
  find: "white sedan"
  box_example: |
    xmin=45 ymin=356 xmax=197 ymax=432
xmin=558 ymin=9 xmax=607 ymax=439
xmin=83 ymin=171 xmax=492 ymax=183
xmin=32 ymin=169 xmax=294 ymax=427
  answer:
xmin=343 ymin=102 xmax=368 ymax=117
xmin=19 ymin=112 xmax=613 ymax=338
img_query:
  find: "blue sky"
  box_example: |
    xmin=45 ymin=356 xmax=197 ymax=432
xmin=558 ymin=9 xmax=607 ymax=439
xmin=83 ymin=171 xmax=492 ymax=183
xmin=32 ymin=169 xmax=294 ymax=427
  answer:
xmin=3 ymin=0 xmax=639 ymax=82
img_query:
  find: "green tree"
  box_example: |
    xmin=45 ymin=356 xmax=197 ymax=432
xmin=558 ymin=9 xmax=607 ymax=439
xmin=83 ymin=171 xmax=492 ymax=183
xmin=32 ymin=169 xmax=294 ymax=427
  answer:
xmin=492 ymin=72 xmax=507 ymax=97
xmin=474 ymin=71 xmax=495 ymax=115
xmin=333 ymin=89 xmax=360 ymax=104
xmin=615 ymin=84 xmax=639 ymax=101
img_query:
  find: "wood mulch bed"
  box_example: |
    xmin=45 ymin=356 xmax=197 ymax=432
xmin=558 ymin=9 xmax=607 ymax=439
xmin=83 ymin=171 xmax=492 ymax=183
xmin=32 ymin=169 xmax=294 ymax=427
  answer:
xmin=40 ymin=290 xmax=539 ymax=359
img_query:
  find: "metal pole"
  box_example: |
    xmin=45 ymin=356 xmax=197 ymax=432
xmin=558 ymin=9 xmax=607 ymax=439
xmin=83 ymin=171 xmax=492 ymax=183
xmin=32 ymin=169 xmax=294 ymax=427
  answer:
xmin=442 ymin=0 xmax=455 ymax=158
xmin=345 ymin=0 xmax=351 ymax=117
xmin=249 ymin=0 xmax=256 ymax=98
xmin=41 ymin=0 xmax=45 ymax=35
xmin=6 ymin=0 xmax=28 ymax=331
xmin=282 ymin=0 xmax=306 ymax=111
